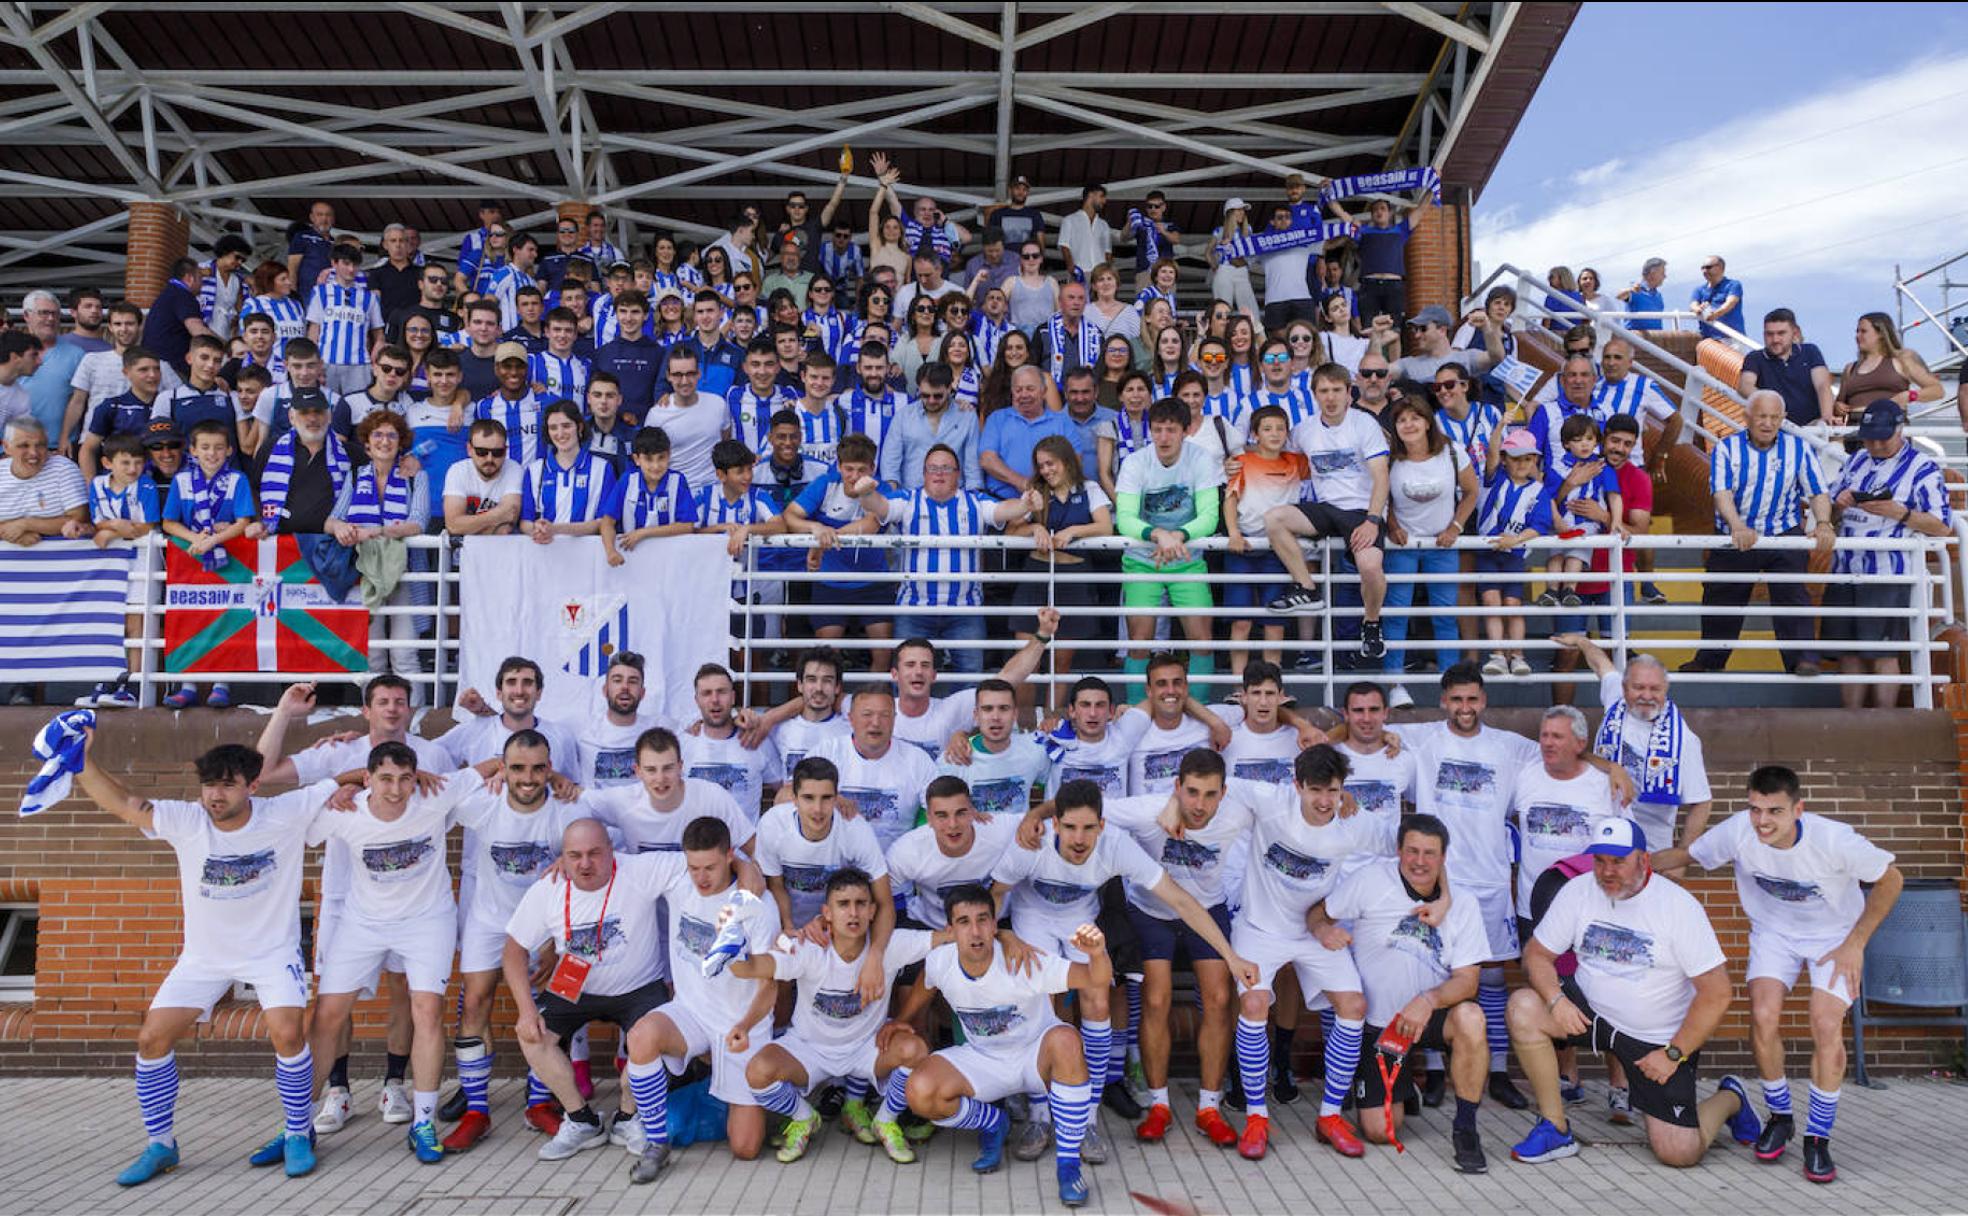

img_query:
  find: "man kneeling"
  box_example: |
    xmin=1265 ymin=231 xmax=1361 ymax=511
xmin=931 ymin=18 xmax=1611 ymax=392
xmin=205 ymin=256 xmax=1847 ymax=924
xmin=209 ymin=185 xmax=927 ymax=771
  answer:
xmin=1321 ymin=813 xmax=1491 ymax=1172
xmin=1507 ymin=818 xmax=1762 ymax=1167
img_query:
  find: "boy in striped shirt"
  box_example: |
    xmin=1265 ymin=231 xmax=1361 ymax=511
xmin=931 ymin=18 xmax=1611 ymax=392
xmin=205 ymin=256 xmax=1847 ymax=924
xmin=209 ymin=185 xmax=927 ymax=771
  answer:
xmin=529 ymin=308 xmax=590 ymax=404
xmin=305 ymin=245 xmax=385 ymax=397
xmin=87 ymin=432 xmax=160 ymax=708
xmin=728 ymin=338 xmax=797 ymax=455
xmin=601 ymin=426 xmax=698 ymax=564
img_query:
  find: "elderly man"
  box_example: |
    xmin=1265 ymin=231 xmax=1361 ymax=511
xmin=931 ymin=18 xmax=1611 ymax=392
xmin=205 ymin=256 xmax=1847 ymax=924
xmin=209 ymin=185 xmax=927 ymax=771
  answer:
xmin=1684 ymin=390 xmax=1833 ymax=676
xmin=368 ymin=223 xmax=424 ymax=319
xmin=1034 ymin=281 xmax=1099 ymax=386
xmin=24 ymin=288 xmax=109 ymax=442
xmin=0 ymin=416 xmax=89 ymax=544
xmin=1507 ymin=706 xmax=1623 ymax=932
xmin=1618 ymin=257 xmax=1668 ymax=330
xmin=1593 ymin=338 xmax=1682 ymax=475
xmin=1738 ymin=308 xmax=1834 ymax=429
xmin=1554 ymin=635 xmax=1712 ymax=856
xmin=979 ymin=365 xmax=1074 ymax=500
xmin=1524 ymin=354 xmax=1600 ymax=469
xmin=252 ymin=389 xmax=349 ymax=535
xmin=1506 ymin=817 xmax=1760 ymax=1168
xmin=1822 ymin=400 xmax=1953 ymax=709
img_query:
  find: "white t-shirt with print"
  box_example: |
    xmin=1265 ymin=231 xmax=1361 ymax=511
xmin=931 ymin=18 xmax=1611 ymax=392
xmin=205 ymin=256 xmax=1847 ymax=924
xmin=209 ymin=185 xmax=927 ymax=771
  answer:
xmin=753 ymin=804 xmax=890 ymax=929
xmin=146 ymin=782 xmax=336 ymax=964
xmin=1687 ymin=811 xmax=1895 ymax=944
xmin=812 ymin=736 xmax=937 ymax=855
xmin=1407 ymin=720 xmax=1539 ymax=894
xmin=1510 ymin=760 xmax=1621 ymax=917
xmin=1533 ymin=871 xmax=1726 ymax=1045
xmin=1327 ymin=857 xmax=1488 ymax=1027
xmin=1289 ymin=407 xmax=1388 ymax=512
xmin=505 ymin=850 xmax=684 ymax=997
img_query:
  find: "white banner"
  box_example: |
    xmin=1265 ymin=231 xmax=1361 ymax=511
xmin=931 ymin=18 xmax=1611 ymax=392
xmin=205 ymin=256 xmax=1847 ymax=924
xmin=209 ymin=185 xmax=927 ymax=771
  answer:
xmin=458 ymin=535 xmax=735 ymax=726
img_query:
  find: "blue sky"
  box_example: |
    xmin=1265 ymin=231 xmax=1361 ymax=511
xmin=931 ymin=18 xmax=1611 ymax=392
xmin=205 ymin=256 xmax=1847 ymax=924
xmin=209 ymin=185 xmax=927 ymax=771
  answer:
xmin=1475 ymin=3 xmax=1968 ymax=366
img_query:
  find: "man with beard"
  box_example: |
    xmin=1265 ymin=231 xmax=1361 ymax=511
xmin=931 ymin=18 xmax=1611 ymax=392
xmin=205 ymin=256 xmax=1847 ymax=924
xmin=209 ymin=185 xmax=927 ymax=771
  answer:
xmin=574 ymin=652 xmax=671 ymax=789
xmin=680 ymin=662 xmax=780 ymax=816
xmin=1556 ymin=635 xmax=1713 ymax=856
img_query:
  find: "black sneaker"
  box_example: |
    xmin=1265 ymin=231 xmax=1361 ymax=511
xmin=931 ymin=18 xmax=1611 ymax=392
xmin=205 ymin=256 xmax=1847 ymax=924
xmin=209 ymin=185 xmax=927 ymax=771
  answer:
xmin=1222 ymin=1070 xmax=1246 ymax=1112
xmin=1402 ymin=1093 xmax=1421 ymax=1116
xmin=1560 ymin=590 xmax=1583 ymax=608
xmin=438 ymin=1088 xmax=469 ymax=1123
xmin=1754 ymin=1112 xmax=1793 ymax=1162
xmin=1292 ymin=652 xmax=1325 ymax=673
xmin=1268 ymin=587 xmax=1323 ymax=614
xmin=1487 ymin=1071 xmax=1529 ymax=1110
xmin=1359 ymin=619 xmax=1385 ymax=660
xmin=1101 ymin=1084 xmax=1142 ymax=1120
xmin=1452 ymin=1127 xmax=1488 ymax=1174
xmin=1271 ymin=1065 xmax=1301 ymax=1107
xmin=1639 ymin=581 xmax=1669 ymax=605
xmin=1802 ymin=1134 xmax=1835 ymax=1183
xmin=1535 ymin=589 xmax=1560 ymax=608
xmin=1421 ymin=1069 xmax=1447 ymax=1109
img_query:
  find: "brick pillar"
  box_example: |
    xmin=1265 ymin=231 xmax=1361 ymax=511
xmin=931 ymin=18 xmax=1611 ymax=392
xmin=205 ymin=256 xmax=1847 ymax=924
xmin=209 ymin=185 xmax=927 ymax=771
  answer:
xmin=1404 ymin=191 xmax=1471 ymax=320
xmin=556 ymin=200 xmax=591 ymax=228
xmin=125 ymin=201 xmax=190 ymax=307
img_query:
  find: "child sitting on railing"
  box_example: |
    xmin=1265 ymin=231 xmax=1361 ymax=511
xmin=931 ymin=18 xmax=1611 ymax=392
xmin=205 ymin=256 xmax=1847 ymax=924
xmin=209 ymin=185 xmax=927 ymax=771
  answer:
xmin=1475 ymin=429 xmax=1553 ymax=677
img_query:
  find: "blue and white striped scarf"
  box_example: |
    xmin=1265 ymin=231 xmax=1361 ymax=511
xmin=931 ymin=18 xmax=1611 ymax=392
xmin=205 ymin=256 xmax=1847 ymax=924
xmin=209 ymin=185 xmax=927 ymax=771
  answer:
xmin=1045 ymin=312 xmax=1101 ymax=385
xmin=259 ymin=428 xmax=349 ymax=525
xmin=1213 ymin=222 xmax=1355 ymax=262
xmin=21 ymin=709 xmax=94 ymax=816
xmin=803 ymin=308 xmax=853 ymax=359
xmin=1317 ymin=166 xmax=1443 ymax=206
xmin=971 ymin=315 xmax=1010 ymax=364
xmin=1594 ymin=696 xmax=1684 ymax=808
xmin=344 ymin=462 xmax=412 ymax=527
xmin=178 ymin=462 xmax=237 ymax=534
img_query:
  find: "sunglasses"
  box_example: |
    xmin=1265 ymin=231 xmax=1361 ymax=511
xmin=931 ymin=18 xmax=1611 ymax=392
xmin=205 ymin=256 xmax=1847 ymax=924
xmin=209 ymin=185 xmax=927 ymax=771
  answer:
xmin=811 ymin=285 xmax=833 ymax=293
xmin=1435 ymin=379 xmax=1466 ymax=390
xmin=557 ymin=226 xmax=578 ymax=234
xmin=1288 ymin=333 xmax=1315 ymax=343
xmin=1358 ymin=368 xmax=1389 ymax=378
xmin=1261 ymin=352 xmax=1291 ymax=365
xmin=471 ymin=446 xmax=503 ymax=457
xmin=1021 ymin=252 xmax=1042 ymax=260
xmin=149 ymin=441 xmax=185 ymax=451
xmin=1198 ymin=353 xmax=1228 ymax=365
xmin=913 ymin=304 xmax=936 ymax=313
xmin=377 ymin=365 xmax=409 ymax=376
xmin=423 ymin=275 xmax=447 ymax=285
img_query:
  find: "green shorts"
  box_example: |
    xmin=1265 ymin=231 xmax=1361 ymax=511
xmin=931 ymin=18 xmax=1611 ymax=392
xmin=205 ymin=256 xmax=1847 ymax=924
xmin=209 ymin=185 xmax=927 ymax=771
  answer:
xmin=1122 ymin=553 xmax=1213 ymax=609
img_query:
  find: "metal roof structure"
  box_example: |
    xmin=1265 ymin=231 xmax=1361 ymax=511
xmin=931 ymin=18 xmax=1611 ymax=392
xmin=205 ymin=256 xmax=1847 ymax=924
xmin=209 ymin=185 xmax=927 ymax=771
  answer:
xmin=0 ymin=2 xmax=1575 ymax=287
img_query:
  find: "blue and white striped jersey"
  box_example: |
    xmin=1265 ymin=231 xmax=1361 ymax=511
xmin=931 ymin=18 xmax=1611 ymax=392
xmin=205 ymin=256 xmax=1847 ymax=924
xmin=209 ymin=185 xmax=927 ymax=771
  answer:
xmin=1829 ymin=441 xmax=1951 ymax=576
xmin=529 ymin=350 xmax=591 ymax=405
xmin=726 ymin=383 xmax=797 ymax=454
xmin=89 ymin=473 xmax=160 ymax=524
xmin=1235 ymin=385 xmax=1316 ymax=431
xmin=790 ymin=401 xmax=845 ymax=465
xmin=304 ymin=282 xmax=383 ymax=365
xmin=1475 ymin=473 xmax=1554 ymax=558
xmin=1708 ymin=430 xmax=1827 ymax=536
xmin=1437 ymin=402 xmax=1503 ymax=471
xmin=241 ymin=294 xmax=307 ymax=355
xmin=880 ymin=489 xmax=1000 ymax=608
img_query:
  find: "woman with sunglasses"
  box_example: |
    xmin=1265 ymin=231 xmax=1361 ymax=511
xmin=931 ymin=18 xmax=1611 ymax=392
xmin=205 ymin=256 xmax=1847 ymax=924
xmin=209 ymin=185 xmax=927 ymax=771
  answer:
xmin=936 ymin=329 xmax=983 ymax=411
xmin=1006 ymin=239 xmax=1059 ymax=336
xmin=894 ymin=293 xmax=944 ymax=385
xmin=937 ymin=293 xmax=977 ymax=348
xmin=1201 ymin=298 xmax=1233 ymax=342
xmin=800 ymin=274 xmax=853 ymax=360
xmin=701 ymin=247 xmax=738 ymax=305
xmin=1429 ymin=365 xmax=1505 ymax=480
xmin=1095 ymin=334 xmax=1136 ymax=410
xmin=980 ymin=329 xmax=1060 ymax=417
xmin=1381 ymin=398 xmax=1479 ymax=706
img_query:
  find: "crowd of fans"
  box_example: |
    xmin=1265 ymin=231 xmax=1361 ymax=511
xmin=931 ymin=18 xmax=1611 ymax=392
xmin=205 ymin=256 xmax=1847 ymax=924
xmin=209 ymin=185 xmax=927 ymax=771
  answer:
xmin=0 ymin=156 xmax=1960 ymax=710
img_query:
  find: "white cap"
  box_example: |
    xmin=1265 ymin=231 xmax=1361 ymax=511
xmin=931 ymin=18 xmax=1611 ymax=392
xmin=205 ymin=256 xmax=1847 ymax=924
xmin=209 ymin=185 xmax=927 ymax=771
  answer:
xmin=1224 ymin=197 xmax=1248 ymax=213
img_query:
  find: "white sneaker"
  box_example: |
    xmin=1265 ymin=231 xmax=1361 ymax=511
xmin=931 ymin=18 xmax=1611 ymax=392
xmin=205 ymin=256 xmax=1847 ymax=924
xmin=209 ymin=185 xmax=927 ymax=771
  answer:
xmin=1509 ymin=656 xmax=1534 ymax=677
xmin=1388 ymin=684 xmax=1414 ymax=709
xmin=538 ymin=1114 xmax=609 ymax=1160
xmin=1481 ymin=653 xmax=1508 ymax=677
xmin=313 ymin=1086 xmax=353 ymax=1134
xmin=609 ymin=1112 xmax=646 ymax=1153
xmin=379 ymin=1080 xmax=412 ymax=1124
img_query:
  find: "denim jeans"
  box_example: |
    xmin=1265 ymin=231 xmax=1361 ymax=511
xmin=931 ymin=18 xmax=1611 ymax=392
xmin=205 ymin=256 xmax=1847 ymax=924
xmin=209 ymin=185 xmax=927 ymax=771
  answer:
xmin=1382 ymin=547 xmax=1462 ymax=675
xmin=900 ymin=611 xmax=985 ymax=673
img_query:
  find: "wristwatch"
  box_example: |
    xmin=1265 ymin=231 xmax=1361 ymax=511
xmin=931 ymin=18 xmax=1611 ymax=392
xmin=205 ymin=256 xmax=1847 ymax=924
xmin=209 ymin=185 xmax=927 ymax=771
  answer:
xmin=1664 ymin=1044 xmax=1685 ymax=1064
xmin=1366 ymin=513 xmax=1385 ymax=527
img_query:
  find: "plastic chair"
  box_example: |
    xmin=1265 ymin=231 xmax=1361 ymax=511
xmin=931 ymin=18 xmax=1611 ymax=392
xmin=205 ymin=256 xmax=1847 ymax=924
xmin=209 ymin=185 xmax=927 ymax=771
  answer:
xmin=1851 ymin=879 xmax=1968 ymax=1088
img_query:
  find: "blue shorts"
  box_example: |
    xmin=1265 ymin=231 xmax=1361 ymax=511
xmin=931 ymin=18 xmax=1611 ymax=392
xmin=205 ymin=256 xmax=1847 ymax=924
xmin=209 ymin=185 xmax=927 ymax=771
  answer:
xmin=808 ymin=580 xmax=894 ymax=630
xmin=1221 ymin=549 xmax=1291 ymax=627
xmin=1128 ymin=901 xmax=1234 ymax=964
xmin=1555 ymin=589 xmax=1611 ymax=637
xmin=1473 ymin=550 xmax=1528 ymax=602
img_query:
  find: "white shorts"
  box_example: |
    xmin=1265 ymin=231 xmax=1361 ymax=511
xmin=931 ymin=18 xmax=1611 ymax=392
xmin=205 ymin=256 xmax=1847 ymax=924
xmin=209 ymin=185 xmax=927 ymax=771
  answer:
xmin=1010 ymin=909 xmax=1091 ymax=963
xmin=459 ymin=921 xmax=525 ymax=974
xmin=939 ymin=1037 xmax=1052 ymax=1104
xmin=1748 ymin=931 xmax=1853 ymax=1005
xmin=152 ymin=948 xmax=311 ymax=1018
xmin=318 ymin=911 xmax=455 ymax=996
xmin=778 ymin=1030 xmax=881 ymax=1093
xmin=657 ymin=1002 xmax=766 ymax=1106
xmin=1232 ymin=921 xmax=1361 ymax=1000
xmin=1469 ymin=883 xmax=1520 ymax=962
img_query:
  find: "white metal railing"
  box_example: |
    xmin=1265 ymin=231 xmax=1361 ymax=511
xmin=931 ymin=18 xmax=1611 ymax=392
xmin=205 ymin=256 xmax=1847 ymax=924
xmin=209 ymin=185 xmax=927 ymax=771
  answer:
xmin=4 ymin=529 xmax=1959 ymax=711
xmin=1895 ymin=247 xmax=1968 ymax=371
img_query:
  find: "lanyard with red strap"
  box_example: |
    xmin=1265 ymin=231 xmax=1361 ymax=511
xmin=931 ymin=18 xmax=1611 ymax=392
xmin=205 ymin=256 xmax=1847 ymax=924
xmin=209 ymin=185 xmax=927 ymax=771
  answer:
xmin=547 ymin=866 xmax=615 ymax=1000
xmin=566 ymin=866 xmax=616 ymax=961
xmin=1374 ymin=1024 xmax=1415 ymax=1154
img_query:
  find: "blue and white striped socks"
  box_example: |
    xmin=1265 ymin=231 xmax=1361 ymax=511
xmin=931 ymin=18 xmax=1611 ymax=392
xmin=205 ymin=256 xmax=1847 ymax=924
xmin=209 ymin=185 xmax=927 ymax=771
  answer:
xmin=456 ymin=1037 xmax=492 ymax=1115
xmin=526 ymin=1071 xmax=552 ymax=1107
xmin=1320 ymin=1017 xmax=1364 ymax=1116
xmin=877 ymin=1068 xmax=911 ymax=1123
xmin=1049 ymin=1080 xmax=1092 ymax=1165
xmin=1236 ymin=1016 xmax=1270 ymax=1117
xmin=1805 ymin=1085 xmax=1839 ymax=1138
xmin=275 ymin=1047 xmax=313 ymax=1138
xmin=1763 ymin=1076 xmax=1793 ymax=1116
xmin=1125 ymin=977 xmax=1144 ymax=1060
xmin=753 ymin=1080 xmax=813 ymax=1121
xmin=1479 ymin=969 xmax=1510 ymax=1070
xmin=1080 ymin=1019 xmax=1112 ymax=1106
xmin=626 ymin=1059 xmax=670 ymax=1145
xmin=135 ymin=1053 xmax=178 ymax=1146
xmin=844 ymin=1074 xmax=872 ymax=1105
xmin=934 ymin=1095 xmax=1006 ymax=1133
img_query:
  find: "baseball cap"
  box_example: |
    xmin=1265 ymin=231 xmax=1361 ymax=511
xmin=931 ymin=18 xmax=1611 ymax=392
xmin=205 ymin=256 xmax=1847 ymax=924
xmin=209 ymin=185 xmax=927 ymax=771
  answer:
xmin=780 ymin=230 xmax=805 ymax=249
xmin=1499 ymin=429 xmax=1538 ymax=458
xmin=1012 ymin=174 xmax=1030 ymax=187
xmin=653 ymin=286 xmax=686 ymax=305
xmin=1585 ymin=818 xmax=1646 ymax=857
xmin=1855 ymin=399 xmax=1905 ymax=440
xmin=607 ymin=259 xmax=632 ymax=275
xmin=1407 ymin=305 xmax=1454 ymax=328
xmin=1224 ymin=197 xmax=1249 ymax=213
xmin=288 ymin=386 xmax=332 ymax=413
xmin=494 ymin=341 xmax=530 ymax=364
xmin=141 ymin=419 xmax=183 ymax=448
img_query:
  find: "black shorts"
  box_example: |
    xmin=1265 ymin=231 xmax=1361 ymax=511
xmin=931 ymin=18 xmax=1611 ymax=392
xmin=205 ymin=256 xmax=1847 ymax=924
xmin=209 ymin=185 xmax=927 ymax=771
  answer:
xmin=538 ymin=978 xmax=671 ymax=1049
xmin=1013 ymin=557 xmax=1106 ymax=640
xmin=1095 ymin=878 xmax=1144 ymax=976
xmin=1351 ymin=1008 xmax=1452 ymax=1108
xmin=1295 ymin=502 xmax=1385 ymax=550
xmin=809 ymin=580 xmax=894 ymax=630
xmin=1819 ymin=582 xmax=1910 ymax=648
xmin=1128 ymin=902 xmax=1233 ymax=964
xmin=1556 ymin=977 xmax=1700 ymax=1128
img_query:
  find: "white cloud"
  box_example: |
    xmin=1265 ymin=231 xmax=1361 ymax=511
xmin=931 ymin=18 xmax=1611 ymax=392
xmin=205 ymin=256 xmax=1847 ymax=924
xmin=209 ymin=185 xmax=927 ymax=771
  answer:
xmin=1475 ymin=54 xmax=1968 ymax=291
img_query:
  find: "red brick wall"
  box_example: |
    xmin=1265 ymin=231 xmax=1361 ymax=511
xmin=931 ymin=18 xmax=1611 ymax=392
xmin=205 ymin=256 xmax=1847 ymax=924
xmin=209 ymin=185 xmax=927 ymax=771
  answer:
xmin=124 ymin=201 xmax=190 ymax=308
xmin=1404 ymin=193 xmax=1470 ymax=320
xmin=1 ymin=707 xmax=1962 ymax=1076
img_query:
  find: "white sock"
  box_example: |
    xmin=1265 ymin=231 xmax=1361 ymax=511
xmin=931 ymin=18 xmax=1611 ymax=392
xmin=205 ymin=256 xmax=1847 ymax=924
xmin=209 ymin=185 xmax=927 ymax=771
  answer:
xmin=413 ymin=1090 xmax=437 ymax=1125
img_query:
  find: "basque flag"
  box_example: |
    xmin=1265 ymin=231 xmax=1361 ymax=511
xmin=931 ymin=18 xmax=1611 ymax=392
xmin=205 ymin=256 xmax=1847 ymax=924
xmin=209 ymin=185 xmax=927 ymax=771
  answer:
xmin=164 ymin=536 xmax=367 ymax=674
